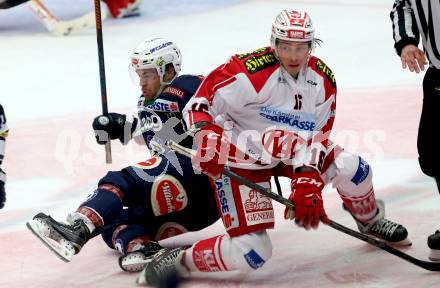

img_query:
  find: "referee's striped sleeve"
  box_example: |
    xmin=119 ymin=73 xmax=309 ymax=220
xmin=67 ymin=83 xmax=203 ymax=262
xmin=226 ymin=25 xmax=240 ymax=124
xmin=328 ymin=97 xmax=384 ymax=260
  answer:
xmin=0 ymin=133 xmax=5 ymax=166
xmin=0 ymin=104 xmax=7 ymax=166
xmin=390 ymin=0 xmax=420 ymax=56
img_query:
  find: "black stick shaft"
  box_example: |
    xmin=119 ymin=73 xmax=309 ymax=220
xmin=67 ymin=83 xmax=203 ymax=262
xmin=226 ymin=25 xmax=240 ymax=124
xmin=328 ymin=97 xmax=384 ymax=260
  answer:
xmin=93 ymin=0 xmax=111 ymax=164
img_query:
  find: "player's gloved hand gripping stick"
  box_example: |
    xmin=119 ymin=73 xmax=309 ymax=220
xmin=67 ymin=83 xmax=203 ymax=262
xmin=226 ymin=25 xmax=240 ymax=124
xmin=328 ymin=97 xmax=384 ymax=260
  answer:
xmin=167 ymin=139 xmax=440 ymax=272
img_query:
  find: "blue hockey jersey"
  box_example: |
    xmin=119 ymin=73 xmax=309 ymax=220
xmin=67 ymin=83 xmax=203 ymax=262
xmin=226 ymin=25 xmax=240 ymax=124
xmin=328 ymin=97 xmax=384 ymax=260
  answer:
xmin=133 ymin=74 xmax=203 ymax=153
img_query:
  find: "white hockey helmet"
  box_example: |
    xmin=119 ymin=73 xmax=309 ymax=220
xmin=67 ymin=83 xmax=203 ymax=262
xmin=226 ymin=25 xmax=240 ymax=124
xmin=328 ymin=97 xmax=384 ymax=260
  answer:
xmin=270 ymin=9 xmax=315 ymax=49
xmin=130 ymin=37 xmax=182 ymax=84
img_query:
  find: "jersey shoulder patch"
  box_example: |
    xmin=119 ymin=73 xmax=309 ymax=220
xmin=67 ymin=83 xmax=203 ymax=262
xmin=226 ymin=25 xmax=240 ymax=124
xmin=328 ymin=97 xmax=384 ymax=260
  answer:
xmin=234 ymin=47 xmax=278 ymax=75
xmin=162 ymin=86 xmax=186 ymax=98
xmin=309 ymin=56 xmax=336 ymax=87
xmin=169 ymin=74 xmax=204 ymax=96
xmin=159 ymin=74 xmax=204 ymax=111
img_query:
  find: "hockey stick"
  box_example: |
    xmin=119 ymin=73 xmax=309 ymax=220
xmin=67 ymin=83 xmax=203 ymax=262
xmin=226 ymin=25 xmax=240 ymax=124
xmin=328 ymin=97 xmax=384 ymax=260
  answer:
xmin=93 ymin=0 xmax=112 ymax=164
xmin=27 ymin=0 xmax=100 ymax=36
xmin=167 ymin=140 xmax=440 ymax=272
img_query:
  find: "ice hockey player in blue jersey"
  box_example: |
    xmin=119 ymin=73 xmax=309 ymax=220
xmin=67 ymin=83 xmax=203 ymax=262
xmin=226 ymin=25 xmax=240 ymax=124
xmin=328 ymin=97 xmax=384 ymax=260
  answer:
xmin=26 ymin=37 xmax=219 ymax=272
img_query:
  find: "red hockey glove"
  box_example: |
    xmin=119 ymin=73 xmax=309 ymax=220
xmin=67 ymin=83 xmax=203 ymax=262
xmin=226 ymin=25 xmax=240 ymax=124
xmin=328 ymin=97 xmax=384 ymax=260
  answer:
xmin=102 ymin=0 xmax=141 ymax=18
xmin=192 ymin=124 xmax=227 ymax=179
xmin=284 ymin=171 xmax=329 ymax=229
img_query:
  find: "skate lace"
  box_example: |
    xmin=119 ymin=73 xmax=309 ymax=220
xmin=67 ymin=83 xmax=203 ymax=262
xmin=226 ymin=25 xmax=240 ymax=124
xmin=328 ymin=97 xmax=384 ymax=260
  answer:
xmin=370 ymin=218 xmax=398 ymax=237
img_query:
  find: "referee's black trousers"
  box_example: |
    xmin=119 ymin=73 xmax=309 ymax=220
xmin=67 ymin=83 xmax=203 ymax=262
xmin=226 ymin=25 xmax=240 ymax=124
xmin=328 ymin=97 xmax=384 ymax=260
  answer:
xmin=419 ymin=67 xmax=440 ymax=191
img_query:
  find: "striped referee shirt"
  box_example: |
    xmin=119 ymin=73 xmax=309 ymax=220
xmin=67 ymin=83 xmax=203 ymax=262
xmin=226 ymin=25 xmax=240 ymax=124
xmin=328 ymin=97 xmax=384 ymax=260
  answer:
xmin=391 ymin=0 xmax=440 ymax=69
xmin=0 ymin=104 xmax=8 ymax=172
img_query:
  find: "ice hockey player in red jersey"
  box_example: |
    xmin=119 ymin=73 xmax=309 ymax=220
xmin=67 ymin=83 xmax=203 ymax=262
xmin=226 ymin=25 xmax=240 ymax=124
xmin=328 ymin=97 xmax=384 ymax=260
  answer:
xmin=137 ymin=9 xmax=412 ymax=286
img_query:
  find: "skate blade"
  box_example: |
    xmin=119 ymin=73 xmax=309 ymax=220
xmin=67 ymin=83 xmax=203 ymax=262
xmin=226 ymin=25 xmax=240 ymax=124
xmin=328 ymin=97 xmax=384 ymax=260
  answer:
xmin=26 ymin=219 xmax=75 ymax=262
xmin=135 ymin=265 xmax=183 ymax=287
xmin=119 ymin=252 xmax=152 ymax=272
xmin=366 ymin=233 xmax=413 ymax=247
xmin=390 ymin=238 xmax=412 ymax=246
xmin=429 ymin=249 xmax=440 ymax=261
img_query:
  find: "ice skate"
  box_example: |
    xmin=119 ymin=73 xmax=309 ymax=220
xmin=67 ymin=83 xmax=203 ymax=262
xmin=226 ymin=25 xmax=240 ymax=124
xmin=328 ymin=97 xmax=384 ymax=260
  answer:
xmin=428 ymin=230 xmax=440 ymax=261
xmin=118 ymin=241 xmax=163 ymax=272
xmin=344 ymin=199 xmax=411 ymax=246
xmin=26 ymin=212 xmax=91 ymax=262
xmin=136 ymin=247 xmax=188 ymax=286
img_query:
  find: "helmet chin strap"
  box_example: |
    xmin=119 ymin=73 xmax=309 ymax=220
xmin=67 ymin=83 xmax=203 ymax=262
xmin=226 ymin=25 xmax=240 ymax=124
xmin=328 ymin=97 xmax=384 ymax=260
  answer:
xmin=153 ymin=72 xmax=179 ymax=99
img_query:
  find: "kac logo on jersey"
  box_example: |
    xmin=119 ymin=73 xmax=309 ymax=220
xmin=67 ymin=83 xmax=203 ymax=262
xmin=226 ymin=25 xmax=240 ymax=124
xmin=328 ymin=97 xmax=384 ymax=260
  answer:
xmin=261 ymin=129 xmax=300 ymax=159
xmin=146 ymin=99 xmax=180 ymax=113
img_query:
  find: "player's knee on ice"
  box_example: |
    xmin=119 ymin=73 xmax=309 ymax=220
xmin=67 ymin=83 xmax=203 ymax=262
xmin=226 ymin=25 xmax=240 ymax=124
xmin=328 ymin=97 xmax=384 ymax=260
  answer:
xmin=222 ymin=230 xmax=272 ymax=273
xmin=231 ymin=230 xmax=272 ymax=272
xmin=186 ymin=230 xmax=272 ymax=274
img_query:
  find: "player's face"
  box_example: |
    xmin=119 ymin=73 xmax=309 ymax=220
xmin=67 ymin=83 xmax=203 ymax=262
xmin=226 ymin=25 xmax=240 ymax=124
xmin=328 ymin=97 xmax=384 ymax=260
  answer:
xmin=136 ymin=68 xmax=161 ymax=101
xmin=276 ymin=40 xmax=311 ymax=77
